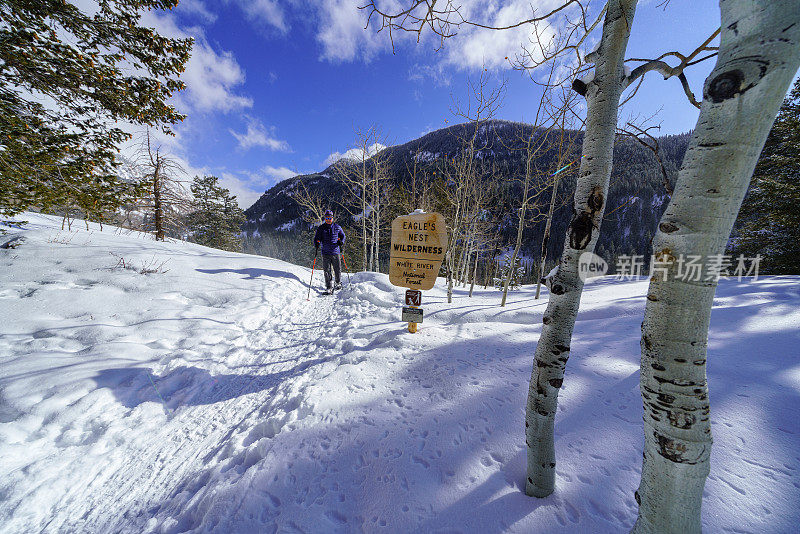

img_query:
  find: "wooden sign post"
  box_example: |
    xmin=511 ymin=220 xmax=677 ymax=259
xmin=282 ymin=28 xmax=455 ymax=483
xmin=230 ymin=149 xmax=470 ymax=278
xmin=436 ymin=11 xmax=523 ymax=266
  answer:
xmin=403 ymin=289 xmax=423 ymax=333
xmin=389 ymin=210 xmax=447 ymax=332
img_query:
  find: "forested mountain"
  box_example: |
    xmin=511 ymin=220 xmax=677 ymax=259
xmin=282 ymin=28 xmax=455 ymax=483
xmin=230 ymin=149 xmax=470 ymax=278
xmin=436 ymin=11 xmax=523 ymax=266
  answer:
xmin=243 ymin=120 xmax=691 ymax=271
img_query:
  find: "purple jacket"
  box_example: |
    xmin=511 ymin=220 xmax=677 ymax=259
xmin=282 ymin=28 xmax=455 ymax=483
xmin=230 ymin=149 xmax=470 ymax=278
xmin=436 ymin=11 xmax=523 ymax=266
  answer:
xmin=314 ymin=223 xmax=345 ymax=255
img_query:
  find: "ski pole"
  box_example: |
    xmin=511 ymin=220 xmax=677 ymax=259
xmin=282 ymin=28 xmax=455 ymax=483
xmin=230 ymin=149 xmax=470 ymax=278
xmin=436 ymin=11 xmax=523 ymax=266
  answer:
xmin=342 ymin=255 xmax=351 ymax=286
xmin=307 ymin=252 xmax=318 ymax=300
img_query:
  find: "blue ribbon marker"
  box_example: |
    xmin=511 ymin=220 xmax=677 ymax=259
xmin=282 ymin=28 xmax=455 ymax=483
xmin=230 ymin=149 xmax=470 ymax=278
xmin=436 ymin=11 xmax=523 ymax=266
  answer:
xmin=550 ymin=154 xmax=586 ymax=177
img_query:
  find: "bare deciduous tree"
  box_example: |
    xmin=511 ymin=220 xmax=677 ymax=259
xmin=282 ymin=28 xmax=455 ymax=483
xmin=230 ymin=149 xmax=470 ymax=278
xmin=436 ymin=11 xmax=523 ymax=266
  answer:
xmin=293 ymin=177 xmax=328 ymax=224
xmin=331 ymin=126 xmax=390 ymax=271
xmin=441 ymin=71 xmax=505 ymax=302
xmin=136 ymin=131 xmax=190 ymax=241
xmin=501 ymin=77 xmax=580 ymax=306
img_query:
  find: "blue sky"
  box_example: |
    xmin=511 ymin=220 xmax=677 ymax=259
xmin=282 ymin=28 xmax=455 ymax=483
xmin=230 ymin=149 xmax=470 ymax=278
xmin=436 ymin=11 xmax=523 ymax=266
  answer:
xmin=135 ymin=0 xmax=722 ymax=208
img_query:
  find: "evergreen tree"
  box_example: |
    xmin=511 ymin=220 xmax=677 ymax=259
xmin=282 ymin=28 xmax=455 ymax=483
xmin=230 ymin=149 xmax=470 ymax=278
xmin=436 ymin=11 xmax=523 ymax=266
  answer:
xmin=730 ymin=79 xmax=800 ymax=274
xmin=187 ymin=176 xmax=246 ymax=251
xmin=0 ymin=1 xmax=192 ymax=220
xmin=494 ymin=255 xmax=523 ymax=291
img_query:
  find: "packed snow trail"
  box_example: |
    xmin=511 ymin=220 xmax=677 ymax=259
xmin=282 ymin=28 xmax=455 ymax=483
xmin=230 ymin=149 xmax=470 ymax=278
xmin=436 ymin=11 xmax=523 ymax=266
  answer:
xmin=1 ymin=214 xmax=799 ymax=533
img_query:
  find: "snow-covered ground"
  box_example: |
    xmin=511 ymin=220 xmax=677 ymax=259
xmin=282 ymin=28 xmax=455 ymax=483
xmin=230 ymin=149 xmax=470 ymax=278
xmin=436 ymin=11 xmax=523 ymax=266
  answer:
xmin=1 ymin=213 xmax=799 ymax=534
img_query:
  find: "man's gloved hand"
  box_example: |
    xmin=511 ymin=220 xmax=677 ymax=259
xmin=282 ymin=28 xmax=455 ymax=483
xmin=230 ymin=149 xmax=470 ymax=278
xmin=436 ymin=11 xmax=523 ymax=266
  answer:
xmin=315 ymin=242 xmax=320 ymax=252
xmin=337 ymin=239 xmax=343 ymax=247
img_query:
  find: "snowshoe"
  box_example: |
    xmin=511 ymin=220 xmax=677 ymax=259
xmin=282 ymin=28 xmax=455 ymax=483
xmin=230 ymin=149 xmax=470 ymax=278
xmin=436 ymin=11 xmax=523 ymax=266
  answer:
xmin=334 ymin=282 xmax=342 ymax=290
xmin=322 ymin=288 xmax=333 ymax=295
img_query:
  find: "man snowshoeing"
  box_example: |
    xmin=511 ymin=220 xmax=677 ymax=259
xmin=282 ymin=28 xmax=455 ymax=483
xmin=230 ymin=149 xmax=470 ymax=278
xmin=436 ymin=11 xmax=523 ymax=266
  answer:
xmin=314 ymin=209 xmax=345 ymax=295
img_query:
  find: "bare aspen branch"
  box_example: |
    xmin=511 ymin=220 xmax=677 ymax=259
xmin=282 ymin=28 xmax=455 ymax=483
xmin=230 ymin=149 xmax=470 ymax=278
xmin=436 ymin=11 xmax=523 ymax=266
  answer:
xmin=359 ymin=0 xmax=587 ymax=53
xmin=622 ymin=28 xmax=720 ymax=107
xmin=292 ymin=178 xmax=327 ymax=223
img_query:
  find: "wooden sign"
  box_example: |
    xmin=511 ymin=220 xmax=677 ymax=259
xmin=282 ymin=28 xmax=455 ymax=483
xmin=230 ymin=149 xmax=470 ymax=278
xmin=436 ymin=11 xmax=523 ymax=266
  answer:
xmin=405 ymin=289 xmax=422 ymax=306
xmin=389 ymin=211 xmax=447 ymax=291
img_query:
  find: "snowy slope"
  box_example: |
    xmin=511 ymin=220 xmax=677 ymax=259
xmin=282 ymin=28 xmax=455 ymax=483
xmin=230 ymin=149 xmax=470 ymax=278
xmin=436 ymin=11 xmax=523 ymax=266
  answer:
xmin=1 ymin=214 xmax=799 ymax=534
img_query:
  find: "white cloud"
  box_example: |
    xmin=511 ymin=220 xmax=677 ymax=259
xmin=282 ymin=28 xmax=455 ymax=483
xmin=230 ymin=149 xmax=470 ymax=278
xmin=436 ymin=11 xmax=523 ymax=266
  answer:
xmin=176 ymin=0 xmax=218 ymax=23
xmin=408 ymin=64 xmax=451 ymax=86
xmin=305 ymin=0 xmax=561 ymax=72
xmin=234 ymin=0 xmax=288 ymax=33
xmin=442 ymin=1 xmax=558 ymax=70
xmin=262 ymin=165 xmax=298 ymax=181
xmin=230 ymin=118 xmax=291 ymax=151
xmin=315 ymin=0 xmax=389 ymax=62
xmin=140 ymin=10 xmax=253 ymax=113
xmin=323 ymin=142 xmax=387 ymax=166
xmin=184 ymin=46 xmax=253 ymax=112
xmin=219 ymin=0 xmax=560 ymax=72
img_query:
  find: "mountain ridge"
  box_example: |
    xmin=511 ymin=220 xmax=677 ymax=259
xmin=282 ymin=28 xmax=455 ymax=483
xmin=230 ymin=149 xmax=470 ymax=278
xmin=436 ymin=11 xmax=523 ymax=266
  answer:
xmin=243 ymin=119 xmax=692 ymax=269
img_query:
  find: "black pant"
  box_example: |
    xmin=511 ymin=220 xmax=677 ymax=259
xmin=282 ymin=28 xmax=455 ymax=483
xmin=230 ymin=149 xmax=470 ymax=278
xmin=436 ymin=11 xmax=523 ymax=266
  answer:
xmin=322 ymin=254 xmax=341 ymax=289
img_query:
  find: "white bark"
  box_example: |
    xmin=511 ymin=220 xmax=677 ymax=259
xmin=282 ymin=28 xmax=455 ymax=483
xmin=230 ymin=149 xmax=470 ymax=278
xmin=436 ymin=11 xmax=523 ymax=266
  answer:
xmin=502 ymin=167 xmax=530 ymax=307
xmin=525 ymin=0 xmax=638 ymax=498
xmin=501 ymin=219 xmax=523 ymax=306
xmin=535 ymin=174 xmax=560 ymax=299
xmin=469 ymin=246 xmax=479 ymax=296
xmin=446 ymin=252 xmax=454 ymax=303
xmin=633 ymin=2 xmax=800 ymax=532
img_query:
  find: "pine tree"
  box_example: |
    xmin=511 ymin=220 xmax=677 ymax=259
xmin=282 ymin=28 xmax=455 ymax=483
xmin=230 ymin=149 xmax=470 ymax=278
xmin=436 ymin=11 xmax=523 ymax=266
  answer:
xmin=494 ymin=255 xmax=523 ymax=291
xmin=187 ymin=176 xmax=246 ymax=251
xmin=0 ymin=1 xmax=192 ymax=220
xmin=729 ymin=78 xmax=800 ymax=274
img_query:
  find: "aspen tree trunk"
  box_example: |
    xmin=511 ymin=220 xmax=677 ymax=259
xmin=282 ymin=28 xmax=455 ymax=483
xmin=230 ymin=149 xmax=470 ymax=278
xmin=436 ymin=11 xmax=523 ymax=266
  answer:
xmin=462 ymin=249 xmax=467 ymax=287
xmin=458 ymin=224 xmax=471 ymax=286
xmin=633 ymin=2 xmax=800 ymax=532
xmin=502 ymin=199 xmax=528 ymax=306
xmin=465 ymin=236 xmax=476 ymax=288
xmin=446 ymin=252 xmax=454 ymax=303
xmin=469 ymin=247 xmax=479 ymax=297
xmin=525 ymin=0 xmax=638 ymax=498
xmin=376 ymin=207 xmax=380 ymax=272
xmin=369 ymin=239 xmax=374 ymax=271
xmin=459 ymin=245 xmax=468 ymax=286
xmin=535 ymin=174 xmax=560 ymax=299
xmin=501 ymin=230 xmax=523 ymax=306
xmin=447 ymin=203 xmax=464 ymax=302
xmin=373 ymin=180 xmax=380 ymax=271
xmin=453 ymin=249 xmax=462 ymax=286
xmin=361 ymin=188 xmax=368 ymax=271
xmin=153 ymin=161 xmax=163 ymax=241
xmin=486 ymin=240 xmax=499 ymax=289
xmin=507 ymin=142 xmax=536 ymax=304
xmin=446 ymin=225 xmax=459 ymax=301
xmin=461 ymin=229 xmax=474 ymax=285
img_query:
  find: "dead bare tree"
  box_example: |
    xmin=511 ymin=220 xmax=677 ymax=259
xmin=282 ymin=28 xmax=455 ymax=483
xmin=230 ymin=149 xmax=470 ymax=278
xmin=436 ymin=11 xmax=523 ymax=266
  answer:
xmin=136 ymin=130 xmax=190 ymax=241
xmin=292 ymin=178 xmax=328 ymax=224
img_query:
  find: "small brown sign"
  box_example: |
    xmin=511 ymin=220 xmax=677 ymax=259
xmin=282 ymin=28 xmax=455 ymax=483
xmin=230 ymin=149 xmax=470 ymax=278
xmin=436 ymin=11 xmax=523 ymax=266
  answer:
xmin=405 ymin=289 xmax=422 ymax=306
xmin=389 ymin=211 xmax=448 ymax=290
